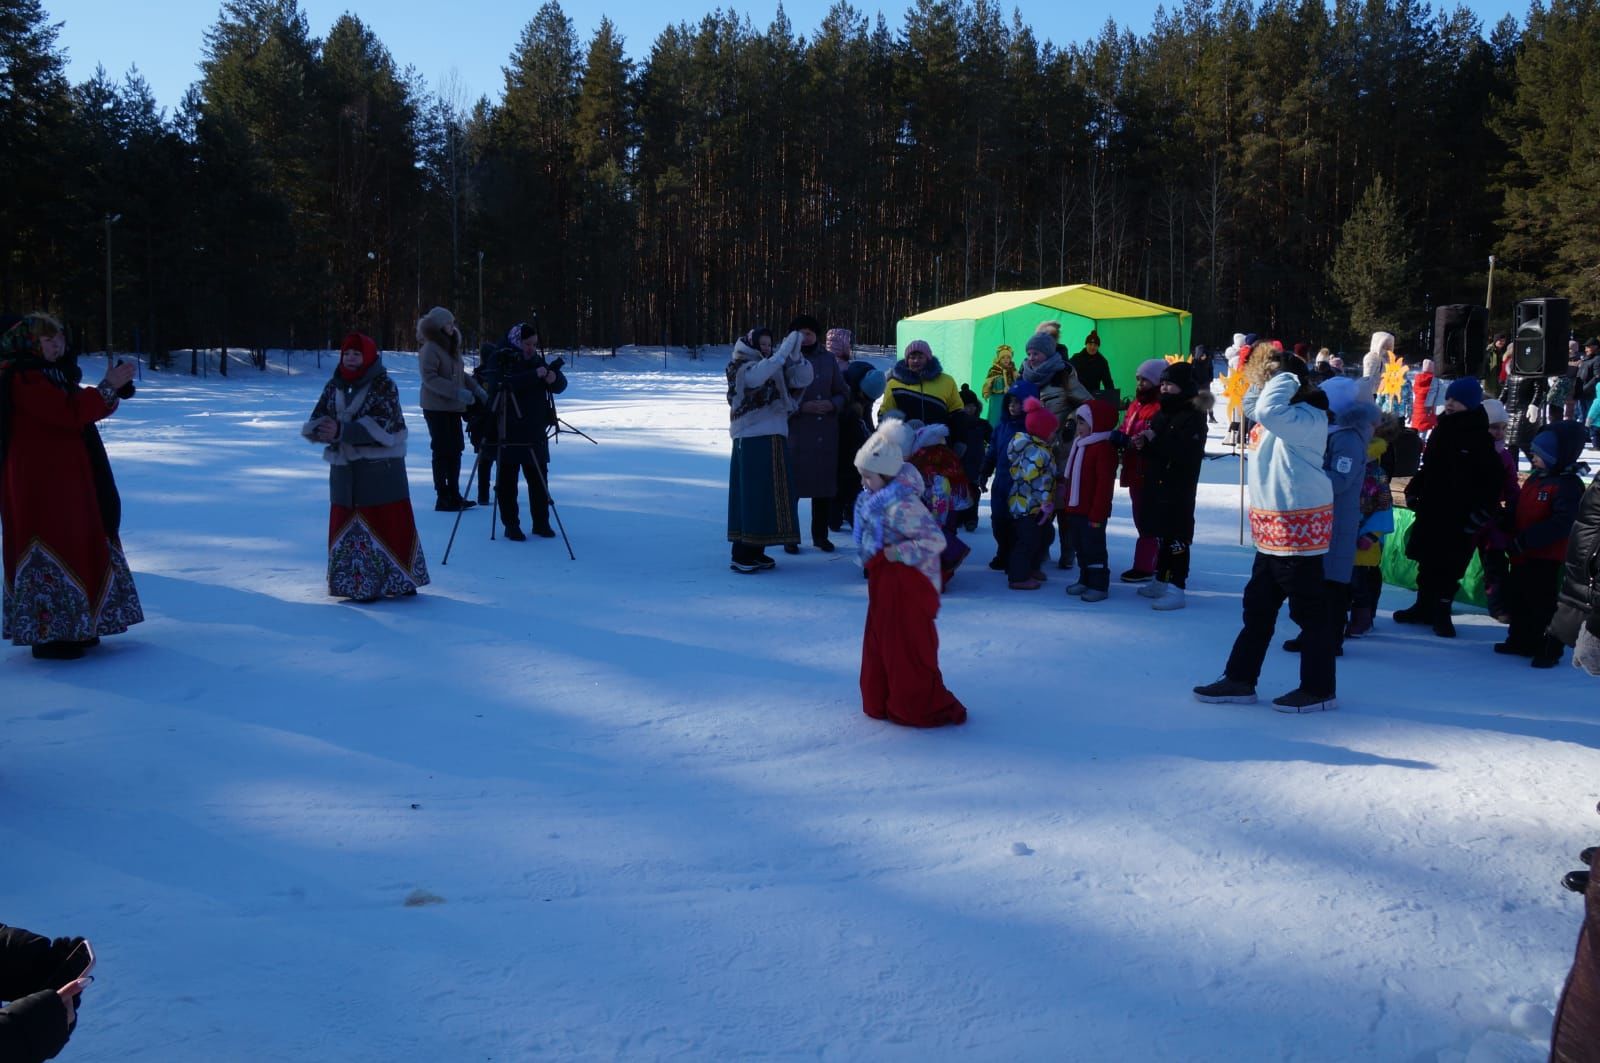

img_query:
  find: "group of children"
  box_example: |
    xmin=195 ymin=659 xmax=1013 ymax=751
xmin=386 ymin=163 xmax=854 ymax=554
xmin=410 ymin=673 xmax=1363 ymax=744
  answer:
xmin=981 ymin=358 xmax=1210 ymax=608
xmin=840 ymin=333 xmax=1600 ymax=730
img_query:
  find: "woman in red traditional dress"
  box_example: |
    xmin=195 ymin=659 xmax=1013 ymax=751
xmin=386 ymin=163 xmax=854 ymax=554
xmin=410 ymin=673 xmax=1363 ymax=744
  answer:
xmin=301 ymin=333 xmax=429 ymax=601
xmin=1 ymin=313 xmax=144 ymax=659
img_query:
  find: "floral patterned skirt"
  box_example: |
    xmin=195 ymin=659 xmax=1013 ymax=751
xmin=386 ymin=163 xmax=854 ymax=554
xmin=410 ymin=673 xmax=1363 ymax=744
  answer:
xmin=4 ymin=537 xmax=144 ymax=646
xmin=327 ymin=502 xmax=429 ymax=601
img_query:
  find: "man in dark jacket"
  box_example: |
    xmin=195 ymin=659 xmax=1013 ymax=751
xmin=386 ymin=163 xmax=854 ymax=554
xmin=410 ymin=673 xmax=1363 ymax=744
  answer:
xmin=1070 ymin=330 xmax=1115 ymax=396
xmin=1575 ymin=337 xmax=1600 ymax=413
xmin=1 ymin=923 xmax=91 ymax=1063
xmin=484 ymin=320 xmax=568 ymax=540
xmin=1395 ymin=377 xmax=1505 ymax=637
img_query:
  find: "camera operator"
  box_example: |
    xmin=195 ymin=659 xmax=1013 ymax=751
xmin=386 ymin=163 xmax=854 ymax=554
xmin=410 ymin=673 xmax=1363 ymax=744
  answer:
xmin=483 ymin=320 xmax=567 ymax=540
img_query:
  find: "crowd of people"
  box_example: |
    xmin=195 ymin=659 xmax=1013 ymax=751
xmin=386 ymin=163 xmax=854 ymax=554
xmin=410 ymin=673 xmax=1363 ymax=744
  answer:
xmin=720 ymin=317 xmax=1600 ymax=729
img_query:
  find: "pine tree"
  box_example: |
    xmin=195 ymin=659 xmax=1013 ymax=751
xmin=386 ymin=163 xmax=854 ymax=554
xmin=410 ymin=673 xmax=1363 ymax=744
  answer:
xmin=1328 ymin=175 xmax=1415 ymax=344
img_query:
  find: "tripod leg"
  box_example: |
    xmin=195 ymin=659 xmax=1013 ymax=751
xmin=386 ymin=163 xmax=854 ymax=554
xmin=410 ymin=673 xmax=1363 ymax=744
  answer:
xmin=527 ymin=452 xmax=575 ymax=560
xmin=441 ymin=448 xmax=482 ymax=566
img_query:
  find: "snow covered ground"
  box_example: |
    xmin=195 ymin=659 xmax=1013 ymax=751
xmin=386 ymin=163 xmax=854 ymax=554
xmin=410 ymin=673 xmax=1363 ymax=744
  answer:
xmin=3 ymin=349 xmax=1596 ymax=1061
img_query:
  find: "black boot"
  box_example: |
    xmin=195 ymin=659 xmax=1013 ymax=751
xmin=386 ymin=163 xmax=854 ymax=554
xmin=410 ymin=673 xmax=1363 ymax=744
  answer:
xmin=1431 ymin=601 xmax=1456 ymax=638
xmin=32 ymin=641 xmax=85 ymax=660
xmin=1392 ymin=595 xmax=1433 ymax=625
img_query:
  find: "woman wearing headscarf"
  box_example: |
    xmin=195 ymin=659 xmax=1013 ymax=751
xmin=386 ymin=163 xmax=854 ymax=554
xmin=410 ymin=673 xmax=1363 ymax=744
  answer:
xmin=727 ymin=327 xmax=812 ymax=571
xmin=302 ymin=332 xmax=429 ymax=601
xmin=1 ymin=314 xmax=143 ymax=659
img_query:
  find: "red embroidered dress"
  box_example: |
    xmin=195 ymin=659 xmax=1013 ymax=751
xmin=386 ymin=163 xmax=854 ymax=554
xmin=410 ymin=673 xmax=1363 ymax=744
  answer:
xmin=1 ymin=331 xmax=144 ymax=646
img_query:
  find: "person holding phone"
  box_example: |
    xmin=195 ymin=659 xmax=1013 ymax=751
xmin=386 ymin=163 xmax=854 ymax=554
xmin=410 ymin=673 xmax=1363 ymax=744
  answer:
xmin=0 ymin=313 xmax=144 ymax=660
xmin=0 ymin=923 xmax=94 ymax=1061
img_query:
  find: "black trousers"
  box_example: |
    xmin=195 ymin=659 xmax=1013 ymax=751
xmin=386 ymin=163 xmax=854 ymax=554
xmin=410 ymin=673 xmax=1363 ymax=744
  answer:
xmin=807 ymin=498 xmax=833 ymax=543
xmin=496 ymin=441 xmax=551 ymax=532
xmin=1007 ymin=512 xmax=1054 ymax=582
xmin=1156 ymin=538 xmax=1192 ymax=589
xmin=990 ymin=497 xmax=1015 ymax=564
xmin=1066 ymin=515 xmax=1108 ymax=590
xmin=1350 ymin=566 xmax=1384 ymax=613
xmin=1417 ymin=534 xmax=1477 ymax=607
xmin=1224 ymin=553 xmax=1336 ymax=694
xmin=1478 ymin=544 xmax=1510 ymax=615
xmin=423 ymin=410 xmax=466 ymax=500
xmin=1505 ymin=558 xmax=1564 ymax=650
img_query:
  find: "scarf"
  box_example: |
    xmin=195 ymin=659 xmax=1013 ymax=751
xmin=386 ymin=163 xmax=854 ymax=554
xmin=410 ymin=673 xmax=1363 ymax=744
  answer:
xmin=1061 ymin=407 xmax=1112 ymax=508
xmin=1020 ymin=351 xmax=1065 ymax=386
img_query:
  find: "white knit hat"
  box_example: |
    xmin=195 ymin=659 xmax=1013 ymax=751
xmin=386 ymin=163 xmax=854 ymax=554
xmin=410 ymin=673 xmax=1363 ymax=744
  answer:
xmin=1481 ymin=398 xmax=1509 ymax=426
xmin=856 ymin=420 xmax=914 ymax=478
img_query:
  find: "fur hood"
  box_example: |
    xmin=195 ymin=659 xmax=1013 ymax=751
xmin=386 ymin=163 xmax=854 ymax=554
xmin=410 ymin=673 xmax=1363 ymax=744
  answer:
xmin=417 ymin=306 xmax=456 ymax=350
xmin=890 ymin=354 xmax=945 ymax=384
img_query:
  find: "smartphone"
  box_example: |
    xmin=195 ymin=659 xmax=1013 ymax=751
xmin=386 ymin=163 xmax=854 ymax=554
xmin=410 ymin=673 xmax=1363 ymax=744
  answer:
xmin=52 ymin=939 xmax=95 ymax=985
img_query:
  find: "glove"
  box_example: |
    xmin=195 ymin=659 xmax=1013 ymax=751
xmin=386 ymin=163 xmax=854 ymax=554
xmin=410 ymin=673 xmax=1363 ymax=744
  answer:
xmin=457 ymin=388 xmax=473 ymax=403
xmin=1576 ymin=625 xmax=1600 ymax=677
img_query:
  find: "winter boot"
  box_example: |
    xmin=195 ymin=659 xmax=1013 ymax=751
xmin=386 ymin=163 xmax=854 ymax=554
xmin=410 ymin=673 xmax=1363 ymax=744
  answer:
xmin=1080 ymin=566 xmax=1110 ymax=602
xmin=1008 ymin=577 xmax=1043 ymax=591
xmin=1282 ymin=635 xmax=1341 ymax=656
xmin=1064 ymin=580 xmax=1088 ymax=596
xmin=1193 ymin=676 xmax=1257 ymax=704
xmin=1531 ymin=634 xmax=1564 ymax=669
xmin=1494 ymin=640 xmax=1535 ymax=657
xmin=1137 ymin=580 xmax=1169 ymax=599
xmin=1151 ymin=585 xmax=1186 ymax=611
xmin=1271 ymin=689 xmax=1338 ymax=713
xmin=1431 ymin=601 xmax=1456 ymax=638
xmin=1119 ymin=568 xmax=1155 ymax=584
xmin=1344 ymin=608 xmax=1374 ymax=639
xmin=1391 ymin=595 xmax=1433 ymax=625
xmin=503 ymin=526 xmax=527 ymax=542
xmin=31 ymin=641 xmax=85 ymax=661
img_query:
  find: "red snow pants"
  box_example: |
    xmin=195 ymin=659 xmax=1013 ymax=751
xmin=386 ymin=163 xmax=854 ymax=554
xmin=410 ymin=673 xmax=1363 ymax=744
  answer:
xmin=860 ymin=553 xmax=967 ymax=728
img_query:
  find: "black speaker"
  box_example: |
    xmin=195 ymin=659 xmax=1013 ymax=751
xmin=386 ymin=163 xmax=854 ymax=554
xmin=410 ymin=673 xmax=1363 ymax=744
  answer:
xmin=1512 ymin=297 xmax=1570 ymax=376
xmin=1432 ymin=304 xmax=1486 ymax=378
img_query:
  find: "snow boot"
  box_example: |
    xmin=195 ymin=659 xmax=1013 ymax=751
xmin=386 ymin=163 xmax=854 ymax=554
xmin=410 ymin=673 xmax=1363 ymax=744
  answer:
xmin=1064 ymin=581 xmax=1088 ymax=596
xmin=1193 ymin=676 xmax=1257 ymax=704
xmin=1271 ymin=689 xmax=1338 ymax=713
xmin=1137 ymin=580 xmax=1169 ymax=599
xmin=1080 ymin=586 xmax=1108 ymax=602
xmin=1151 ymin=585 xmax=1186 ymax=611
xmin=1531 ymin=635 xmax=1564 ymax=669
xmin=1344 ymin=608 xmax=1374 ymax=639
xmin=1008 ymin=577 xmax=1042 ymax=591
xmin=1392 ymin=596 xmax=1433 ymax=625
xmin=1431 ymin=601 xmax=1456 ymax=638
xmin=503 ymin=526 xmax=527 ymax=541
xmin=1119 ymin=568 xmax=1155 ymax=584
xmin=31 ymin=641 xmax=85 ymax=660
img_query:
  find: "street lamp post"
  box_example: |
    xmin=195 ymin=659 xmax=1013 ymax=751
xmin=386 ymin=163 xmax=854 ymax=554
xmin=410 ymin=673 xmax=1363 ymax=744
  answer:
xmin=105 ymin=213 xmax=121 ymax=366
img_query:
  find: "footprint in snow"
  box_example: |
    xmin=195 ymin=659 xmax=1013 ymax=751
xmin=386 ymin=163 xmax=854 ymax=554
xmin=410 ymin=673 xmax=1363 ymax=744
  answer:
xmin=1011 ymin=842 xmax=1034 ymax=856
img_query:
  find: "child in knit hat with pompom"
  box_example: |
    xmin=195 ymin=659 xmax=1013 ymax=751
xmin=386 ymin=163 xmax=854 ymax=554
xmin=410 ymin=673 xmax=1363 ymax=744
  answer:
xmin=851 ymin=420 xmax=968 ymax=728
xmin=1005 ymin=397 xmax=1059 ymax=589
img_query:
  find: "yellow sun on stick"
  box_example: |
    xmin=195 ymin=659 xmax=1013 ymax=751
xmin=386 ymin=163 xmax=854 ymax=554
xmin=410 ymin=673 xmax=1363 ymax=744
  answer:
xmin=1377 ymin=351 xmax=1406 ymax=399
xmin=1164 ymin=353 xmax=1190 ymax=364
xmin=1223 ymin=369 xmax=1250 ymax=416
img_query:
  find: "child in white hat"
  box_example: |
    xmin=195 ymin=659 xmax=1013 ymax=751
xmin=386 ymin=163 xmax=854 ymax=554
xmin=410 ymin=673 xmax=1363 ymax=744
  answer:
xmin=851 ymin=421 xmax=968 ymax=728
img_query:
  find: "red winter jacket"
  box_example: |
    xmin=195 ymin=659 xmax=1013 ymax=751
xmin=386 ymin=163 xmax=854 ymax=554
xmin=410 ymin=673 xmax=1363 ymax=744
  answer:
xmin=1062 ymin=399 xmax=1118 ymax=524
xmin=1118 ymin=395 xmax=1160 ymax=488
xmin=1513 ymin=470 xmax=1585 ymax=564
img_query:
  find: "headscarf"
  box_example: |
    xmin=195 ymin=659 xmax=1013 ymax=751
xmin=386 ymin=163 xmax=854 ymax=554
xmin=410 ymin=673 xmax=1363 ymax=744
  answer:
xmin=826 ymin=328 xmax=853 ymax=364
xmin=505 ymin=321 xmax=537 ymax=349
xmin=982 ymin=344 xmax=1017 ymax=399
xmin=337 ymin=332 xmax=379 ymax=381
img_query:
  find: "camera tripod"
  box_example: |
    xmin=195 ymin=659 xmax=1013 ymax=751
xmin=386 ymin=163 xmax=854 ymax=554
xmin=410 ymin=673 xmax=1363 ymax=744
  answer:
xmin=441 ymin=386 xmax=575 ymax=564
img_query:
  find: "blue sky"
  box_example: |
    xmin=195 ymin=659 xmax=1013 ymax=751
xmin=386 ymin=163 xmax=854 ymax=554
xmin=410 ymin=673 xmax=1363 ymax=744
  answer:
xmin=46 ymin=0 xmax=1525 ymax=114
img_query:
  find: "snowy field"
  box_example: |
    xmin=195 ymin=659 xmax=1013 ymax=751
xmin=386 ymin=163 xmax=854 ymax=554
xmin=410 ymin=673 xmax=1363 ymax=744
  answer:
xmin=3 ymin=349 xmax=1596 ymax=1062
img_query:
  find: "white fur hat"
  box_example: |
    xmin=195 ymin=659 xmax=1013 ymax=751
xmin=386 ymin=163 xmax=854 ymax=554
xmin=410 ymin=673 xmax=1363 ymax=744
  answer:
xmin=856 ymin=420 xmax=915 ymax=478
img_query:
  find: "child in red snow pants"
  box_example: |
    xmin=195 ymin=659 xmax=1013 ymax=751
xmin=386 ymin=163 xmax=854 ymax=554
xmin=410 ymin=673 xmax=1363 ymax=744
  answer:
xmin=860 ymin=553 xmax=967 ymax=728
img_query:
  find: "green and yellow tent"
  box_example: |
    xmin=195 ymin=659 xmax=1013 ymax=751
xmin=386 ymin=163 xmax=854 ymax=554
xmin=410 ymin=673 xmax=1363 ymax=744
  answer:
xmin=894 ymin=285 xmax=1192 ymax=400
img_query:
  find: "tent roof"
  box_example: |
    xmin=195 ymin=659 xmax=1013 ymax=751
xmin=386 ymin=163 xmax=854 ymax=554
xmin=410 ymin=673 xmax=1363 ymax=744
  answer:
xmin=902 ymin=284 xmax=1191 ymax=323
